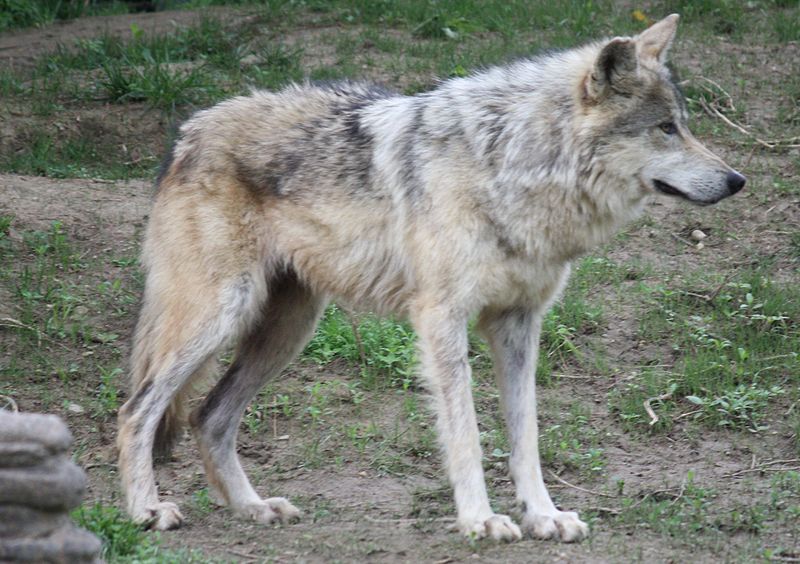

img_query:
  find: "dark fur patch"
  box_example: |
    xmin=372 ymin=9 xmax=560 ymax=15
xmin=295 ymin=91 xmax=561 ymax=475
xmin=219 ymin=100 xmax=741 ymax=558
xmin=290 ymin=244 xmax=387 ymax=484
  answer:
xmin=123 ymin=379 xmax=153 ymax=416
xmin=155 ymin=145 xmax=176 ymax=188
xmin=236 ymin=152 xmax=303 ymax=198
xmin=191 ymin=357 xmax=244 ymax=442
xmin=400 ymin=101 xmax=426 ymax=201
xmin=606 ymin=83 xmax=676 ymax=137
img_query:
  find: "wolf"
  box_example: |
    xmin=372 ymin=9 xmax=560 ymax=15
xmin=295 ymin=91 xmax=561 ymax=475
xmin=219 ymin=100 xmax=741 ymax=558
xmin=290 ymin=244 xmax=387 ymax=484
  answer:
xmin=117 ymin=13 xmax=744 ymax=542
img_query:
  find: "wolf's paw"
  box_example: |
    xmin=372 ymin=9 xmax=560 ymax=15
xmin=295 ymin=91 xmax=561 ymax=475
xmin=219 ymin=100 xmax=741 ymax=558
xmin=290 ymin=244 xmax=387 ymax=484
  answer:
xmin=139 ymin=502 xmax=184 ymax=531
xmin=459 ymin=514 xmax=522 ymax=542
xmin=240 ymin=497 xmax=301 ymax=525
xmin=522 ymin=511 xmax=588 ymax=542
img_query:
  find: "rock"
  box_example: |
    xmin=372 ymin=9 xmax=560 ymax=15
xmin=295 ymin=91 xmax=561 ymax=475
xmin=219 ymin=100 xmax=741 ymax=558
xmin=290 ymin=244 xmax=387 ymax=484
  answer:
xmin=0 ymin=526 xmax=102 ymax=563
xmin=0 ymin=458 xmax=86 ymax=511
xmin=690 ymin=229 xmax=707 ymax=241
xmin=0 ymin=412 xmax=72 ymax=456
xmin=0 ymin=412 xmax=101 ymax=562
xmin=0 ymin=506 xmax=68 ymax=538
xmin=0 ymin=442 xmax=51 ymax=467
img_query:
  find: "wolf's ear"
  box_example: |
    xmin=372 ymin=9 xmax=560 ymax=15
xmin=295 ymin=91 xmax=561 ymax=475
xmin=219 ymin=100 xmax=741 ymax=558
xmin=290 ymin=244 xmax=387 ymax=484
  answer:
xmin=636 ymin=13 xmax=679 ymax=63
xmin=585 ymin=38 xmax=638 ymax=101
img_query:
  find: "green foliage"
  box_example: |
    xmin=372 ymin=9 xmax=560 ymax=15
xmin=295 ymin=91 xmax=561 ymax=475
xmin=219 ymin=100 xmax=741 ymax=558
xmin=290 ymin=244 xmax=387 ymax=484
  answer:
xmin=657 ymin=0 xmax=745 ymax=35
xmin=614 ymin=471 xmax=712 ymax=535
xmin=71 ymin=503 xmax=152 ymax=561
xmin=613 ymin=270 xmax=800 ymax=432
xmin=94 ymin=366 xmax=123 ymax=417
xmin=72 ymin=503 xmax=215 ymax=562
xmin=303 ymin=305 xmax=417 ymax=389
xmin=0 ymin=0 xmax=128 ymax=31
xmin=540 ymin=404 xmax=606 ymax=478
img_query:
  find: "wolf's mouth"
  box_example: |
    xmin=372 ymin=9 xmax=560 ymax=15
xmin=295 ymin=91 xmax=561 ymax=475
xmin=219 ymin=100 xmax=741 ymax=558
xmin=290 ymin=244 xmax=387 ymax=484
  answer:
xmin=653 ymin=179 xmax=688 ymax=199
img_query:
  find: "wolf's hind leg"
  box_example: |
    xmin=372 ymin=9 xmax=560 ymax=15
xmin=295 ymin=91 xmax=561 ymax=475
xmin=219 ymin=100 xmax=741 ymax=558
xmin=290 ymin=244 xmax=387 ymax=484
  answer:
xmin=413 ymin=304 xmax=522 ymax=542
xmin=117 ymin=273 xmax=264 ymax=530
xmin=479 ymin=307 xmax=589 ymax=543
xmin=190 ymin=272 xmax=326 ymax=524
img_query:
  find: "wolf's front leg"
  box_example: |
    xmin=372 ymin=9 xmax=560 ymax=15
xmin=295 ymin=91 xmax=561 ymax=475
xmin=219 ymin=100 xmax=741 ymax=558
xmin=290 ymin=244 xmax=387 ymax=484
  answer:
xmin=479 ymin=307 xmax=589 ymax=542
xmin=413 ymin=304 xmax=521 ymax=542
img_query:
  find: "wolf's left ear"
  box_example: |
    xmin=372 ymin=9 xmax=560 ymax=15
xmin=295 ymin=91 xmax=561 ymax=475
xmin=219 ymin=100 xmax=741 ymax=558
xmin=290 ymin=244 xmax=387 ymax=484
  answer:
xmin=636 ymin=13 xmax=679 ymax=63
xmin=585 ymin=38 xmax=638 ymax=101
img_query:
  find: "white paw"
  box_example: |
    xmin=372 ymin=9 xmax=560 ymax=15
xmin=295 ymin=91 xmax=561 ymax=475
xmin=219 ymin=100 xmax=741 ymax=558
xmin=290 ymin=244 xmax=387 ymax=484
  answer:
xmin=522 ymin=511 xmax=588 ymax=542
xmin=140 ymin=502 xmax=184 ymax=531
xmin=239 ymin=497 xmax=301 ymax=525
xmin=459 ymin=513 xmax=522 ymax=542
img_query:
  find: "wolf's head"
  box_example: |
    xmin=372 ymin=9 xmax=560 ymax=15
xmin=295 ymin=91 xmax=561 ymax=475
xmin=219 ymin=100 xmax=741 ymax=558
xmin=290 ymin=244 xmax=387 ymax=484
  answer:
xmin=582 ymin=14 xmax=745 ymax=205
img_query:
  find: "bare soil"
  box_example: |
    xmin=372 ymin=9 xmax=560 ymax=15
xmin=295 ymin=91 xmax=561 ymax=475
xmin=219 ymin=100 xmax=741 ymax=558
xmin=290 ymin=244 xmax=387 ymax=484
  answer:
xmin=1 ymin=6 xmax=799 ymax=564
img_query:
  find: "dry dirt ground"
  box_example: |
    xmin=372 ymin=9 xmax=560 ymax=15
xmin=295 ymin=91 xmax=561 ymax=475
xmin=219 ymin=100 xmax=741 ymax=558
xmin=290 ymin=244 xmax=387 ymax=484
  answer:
xmin=1 ymin=5 xmax=800 ymax=564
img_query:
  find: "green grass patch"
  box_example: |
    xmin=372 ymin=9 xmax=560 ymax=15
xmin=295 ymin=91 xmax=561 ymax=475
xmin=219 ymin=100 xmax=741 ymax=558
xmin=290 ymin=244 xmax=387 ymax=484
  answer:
xmin=611 ymin=269 xmax=800 ymax=433
xmin=0 ymin=0 xmax=129 ymax=31
xmin=71 ymin=503 xmax=212 ymax=562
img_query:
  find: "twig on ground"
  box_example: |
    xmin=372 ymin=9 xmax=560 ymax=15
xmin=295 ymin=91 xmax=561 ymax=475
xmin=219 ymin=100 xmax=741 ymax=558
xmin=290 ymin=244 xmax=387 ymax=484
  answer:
xmin=667 ymin=477 xmax=687 ymax=507
xmin=0 ymin=395 xmax=19 ymax=412
xmin=628 ymin=487 xmax=682 ymax=510
xmin=723 ymin=458 xmax=800 ymax=478
xmin=589 ymin=506 xmax=621 ymax=515
xmin=644 ymin=391 xmax=673 ymax=426
xmin=547 ymin=470 xmax=614 ymax=498
xmin=697 ymin=98 xmax=800 ymax=149
xmin=226 ymin=548 xmax=259 ymax=562
xmin=696 ymin=76 xmax=736 ymax=112
xmin=674 ymin=408 xmax=703 ymax=421
xmin=670 ymin=232 xmax=696 ymax=247
xmin=0 ymin=317 xmax=72 ymax=351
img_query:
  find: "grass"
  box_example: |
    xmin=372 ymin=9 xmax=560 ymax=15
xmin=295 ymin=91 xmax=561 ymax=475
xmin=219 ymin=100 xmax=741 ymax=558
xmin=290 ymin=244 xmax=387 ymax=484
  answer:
xmin=71 ymin=503 xmax=212 ymax=562
xmin=0 ymin=0 xmax=128 ymax=31
xmin=610 ymin=269 xmax=800 ymax=435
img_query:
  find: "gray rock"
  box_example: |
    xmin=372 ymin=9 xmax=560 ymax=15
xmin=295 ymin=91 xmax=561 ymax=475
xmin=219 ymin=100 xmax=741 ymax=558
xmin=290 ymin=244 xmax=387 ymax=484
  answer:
xmin=0 ymin=412 xmax=72 ymax=457
xmin=0 ymin=506 xmax=69 ymax=538
xmin=0 ymin=442 xmax=51 ymax=467
xmin=0 ymin=412 xmax=102 ymax=563
xmin=0 ymin=525 xmax=103 ymax=563
xmin=0 ymin=458 xmax=86 ymax=511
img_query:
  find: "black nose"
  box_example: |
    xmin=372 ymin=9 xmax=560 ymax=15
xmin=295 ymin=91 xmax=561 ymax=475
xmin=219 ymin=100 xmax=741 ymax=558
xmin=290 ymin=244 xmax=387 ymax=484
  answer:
xmin=726 ymin=171 xmax=746 ymax=195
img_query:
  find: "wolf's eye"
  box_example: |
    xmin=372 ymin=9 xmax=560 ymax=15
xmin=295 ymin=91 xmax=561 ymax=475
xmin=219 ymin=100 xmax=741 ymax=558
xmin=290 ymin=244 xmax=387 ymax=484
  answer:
xmin=659 ymin=121 xmax=677 ymax=135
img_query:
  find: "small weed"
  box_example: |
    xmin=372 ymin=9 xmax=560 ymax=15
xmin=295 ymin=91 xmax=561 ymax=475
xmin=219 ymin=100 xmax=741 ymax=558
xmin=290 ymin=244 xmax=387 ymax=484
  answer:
xmin=685 ymin=383 xmax=785 ymax=431
xmin=243 ymin=43 xmax=303 ymax=90
xmin=303 ymin=305 xmax=417 ymax=389
xmin=94 ymin=366 xmax=123 ymax=418
xmin=614 ymin=471 xmax=711 ymax=535
xmin=100 ymin=57 xmax=210 ymax=110
xmin=772 ymin=7 xmax=800 ymax=42
xmin=541 ymin=404 xmax=606 ymax=478
xmin=71 ymin=502 xmax=213 ymax=562
xmin=193 ymin=488 xmax=214 ymax=515
xmin=71 ymin=503 xmax=152 ymax=561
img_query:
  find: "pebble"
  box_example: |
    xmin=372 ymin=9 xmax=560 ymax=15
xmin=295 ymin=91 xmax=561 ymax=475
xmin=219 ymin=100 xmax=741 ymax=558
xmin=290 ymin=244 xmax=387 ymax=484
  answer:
xmin=690 ymin=229 xmax=707 ymax=241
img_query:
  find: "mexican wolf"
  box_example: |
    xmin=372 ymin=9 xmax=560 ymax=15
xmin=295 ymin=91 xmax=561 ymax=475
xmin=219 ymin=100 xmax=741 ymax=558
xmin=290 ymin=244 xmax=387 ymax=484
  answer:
xmin=117 ymin=14 xmax=744 ymax=542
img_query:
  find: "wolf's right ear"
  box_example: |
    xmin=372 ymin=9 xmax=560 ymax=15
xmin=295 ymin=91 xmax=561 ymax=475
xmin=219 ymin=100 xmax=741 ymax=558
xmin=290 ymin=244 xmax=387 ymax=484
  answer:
xmin=584 ymin=38 xmax=638 ymax=102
